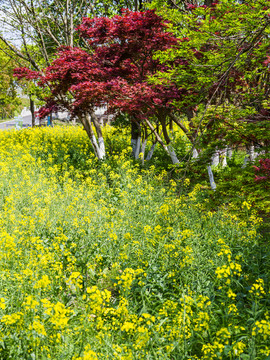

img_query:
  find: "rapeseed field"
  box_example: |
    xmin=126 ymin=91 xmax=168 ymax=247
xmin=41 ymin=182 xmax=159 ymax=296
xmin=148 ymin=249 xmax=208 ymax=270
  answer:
xmin=0 ymin=126 xmax=269 ymax=359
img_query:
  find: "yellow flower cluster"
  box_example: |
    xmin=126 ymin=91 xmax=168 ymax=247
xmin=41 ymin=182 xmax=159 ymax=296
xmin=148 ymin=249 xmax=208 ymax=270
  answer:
xmin=215 ymin=262 xmax=242 ymax=284
xmin=249 ymin=278 xmax=266 ymax=298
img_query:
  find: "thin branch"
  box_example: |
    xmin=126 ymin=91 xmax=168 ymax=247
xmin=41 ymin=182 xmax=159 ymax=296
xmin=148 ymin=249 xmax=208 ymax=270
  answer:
xmin=0 ymin=34 xmax=40 ymax=70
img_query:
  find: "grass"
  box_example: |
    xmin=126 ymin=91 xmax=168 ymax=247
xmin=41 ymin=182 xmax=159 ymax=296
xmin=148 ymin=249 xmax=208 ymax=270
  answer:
xmin=0 ymin=126 xmax=269 ymax=359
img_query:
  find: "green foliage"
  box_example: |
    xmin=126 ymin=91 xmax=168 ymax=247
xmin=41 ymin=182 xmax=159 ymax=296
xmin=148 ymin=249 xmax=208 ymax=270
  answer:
xmin=0 ymin=42 xmax=21 ymax=119
xmin=149 ymin=0 xmax=270 ymax=160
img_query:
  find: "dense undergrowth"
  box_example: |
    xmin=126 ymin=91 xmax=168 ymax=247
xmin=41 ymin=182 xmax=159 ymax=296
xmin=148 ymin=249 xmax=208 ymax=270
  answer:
xmin=0 ymin=125 xmax=269 ymax=359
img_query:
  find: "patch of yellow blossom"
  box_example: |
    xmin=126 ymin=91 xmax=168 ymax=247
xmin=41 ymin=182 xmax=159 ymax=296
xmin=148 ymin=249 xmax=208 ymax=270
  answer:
xmin=215 ymin=262 xmax=242 ymax=284
xmin=0 ymin=298 xmax=6 ymax=310
xmin=242 ymin=201 xmax=252 ymax=210
xmin=252 ymin=320 xmax=270 ymax=340
xmin=249 ymin=278 xmax=266 ymax=298
xmin=29 ymin=319 xmax=47 ymax=337
xmin=0 ymin=126 xmax=267 ymax=359
xmin=231 ymin=341 xmax=246 ymax=356
xmin=116 ymin=268 xmax=144 ymax=292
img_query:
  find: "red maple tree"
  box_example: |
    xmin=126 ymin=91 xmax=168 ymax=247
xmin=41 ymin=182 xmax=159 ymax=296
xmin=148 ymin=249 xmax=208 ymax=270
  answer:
xmin=14 ymin=10 xmax=185 ymax=162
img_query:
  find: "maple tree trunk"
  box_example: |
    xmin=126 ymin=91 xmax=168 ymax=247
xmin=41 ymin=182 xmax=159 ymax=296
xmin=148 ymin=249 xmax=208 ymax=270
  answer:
xmin=227 ymin=147 xmax=233 ymax=159
xmin=211 ymin=148 xmax=219 ymax=167
xmin=145 ymin=142 xmax=156 ymax=161
xmin=249 ymin=142 xmax=256 ymax=162
xmin=141 ymin=139 xmax=147 ymax=165
xmin=192 ymin=148 xmax=199 ymax=159
xmin=90 ymin=111 xmax=106 ymax=159
xmin=220 ymin=147 xmax=227 ymax=167
xmin=143 ymin=118 xmax=179 ymax=164
xmin=168 ymin=145 xmax=180 ymax=164
xmin=131 ymin=121 xmax=141 ymax=159
xmin=242 ymin=142 xmax=256 ymax=167
xmin=169 ymin=118 xmax=173 ymax=132
xmin=134 ymin=136 xmax=141 ymax=159
xmin=207 ymin=165 xmax=217 ymax=190
xmin=79 ymin=114 xmax=103 ymax=160
xmin=140 ymin=127 xmax=148 ymax=164
xmin=160 ymin=116 xmax=180 ymax=164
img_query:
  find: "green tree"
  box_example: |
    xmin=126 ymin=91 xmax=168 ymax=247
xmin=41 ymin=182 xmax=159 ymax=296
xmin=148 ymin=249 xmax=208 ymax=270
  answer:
xmin=149 ymin=0 xmax=270 ymax=162
xmin=0 ymin=41 xmax=21 ymax=119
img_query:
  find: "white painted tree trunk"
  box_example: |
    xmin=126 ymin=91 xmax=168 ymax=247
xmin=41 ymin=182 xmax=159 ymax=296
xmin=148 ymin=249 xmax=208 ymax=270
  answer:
xmin=249 ymin=144 xmax=256 ymax=162
xmin=242 ymin=155 xmax=249 ymax=168
xmin=192 ymin=148 xmax=199 ymax=159
xmin=207 ymin=165 xmax=217 ymax=190
xmin=131 ymin=139 xmax=137 ymax=156
xmin=79 ymin=114 xmax=106 ymax=160
xmin=143 ymin=118 xmax=180 ymax=164
xmin=222 ymin=156 xmax=227 ymax=167
xmin=242 ymin=143 xmax=256 ymax=167
xmin=90 ymin=135 xmax=102 ymax=160
xmin=211 ymin=148 xmax=219 ymax=167
xmin=131 ymin=121 xmax=141 ymax=159
xmin=134 ymin=136 xmax=141 ymax=160
xmin=168 ymin=145 xmax=180 ymax=164
xmin=90 ymin=111 xmax=106 ymax=160
xmin=98 ymin=137 xmax=106 ymax=159
xmin=141 ymin=139 xmax=147 ymax=165
xmin=220 ymin=147 xmax=227 ymax=167
xmin=227 ymin=147 xmax=233 ymax=159
xmin=145 ymin=143 xmax=156 ymax=161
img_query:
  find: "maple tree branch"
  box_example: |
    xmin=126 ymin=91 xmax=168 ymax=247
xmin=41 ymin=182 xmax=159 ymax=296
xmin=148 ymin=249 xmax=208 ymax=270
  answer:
xmin=143 ymin=118 xmax=170 ymax=154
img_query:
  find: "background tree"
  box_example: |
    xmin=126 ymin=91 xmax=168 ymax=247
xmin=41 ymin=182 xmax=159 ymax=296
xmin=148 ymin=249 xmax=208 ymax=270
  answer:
xmin=0 ymin=40 xmax=21 ymax=119
xmin=0 ymin=0 xmax=99 ymax=124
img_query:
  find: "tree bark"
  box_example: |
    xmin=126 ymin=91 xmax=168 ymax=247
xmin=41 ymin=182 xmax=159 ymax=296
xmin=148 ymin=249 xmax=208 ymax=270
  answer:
xmin=141 ymin=139 xmax=147 ymax=165
xmin=220 ymin=147 xmax=227 ymax=167
xmin=211 ymin=148 xmax=219 ymax=167
xmin=242 ymin=142 xmax=256 ymax=167
xmin=79 ymin=114 xmax=104 ymax=160
xmin=160 ymin=116 xmax=180 ymax=164
xmin=131 ymin=121 xmax=141 ymax=158
xmin=227 ymin=147 xmax=233 ymax=159
xmin=30 ymin=95 xmax=35 ymax=127
xmin=145 ymin=143 xmax=156 ymax=161
xmin=207 ymin=165 xmax=217 ymax=190
xmin=192 ymin=148 xmax=199 ymax=159
xmin=143 ymin=118 xmax=180 ymax=164
xmin=90 ymin=111 xmax=106 ymax=159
